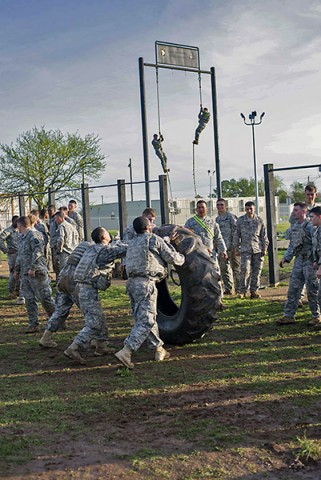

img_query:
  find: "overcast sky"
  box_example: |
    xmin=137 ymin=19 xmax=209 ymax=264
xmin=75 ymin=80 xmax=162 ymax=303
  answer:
xmin=1 ymin=0 xmax=321 ymax=203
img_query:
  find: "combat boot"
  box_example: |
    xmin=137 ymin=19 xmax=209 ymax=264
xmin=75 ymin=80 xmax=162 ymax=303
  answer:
xmin=308 ymin=316 xmax=321 ymax=326
xmin=114 ymin=346 xmax=134 ymax=369
xmin=276 ymin=316 xmax=295 ymax=325
xmin=155 ymin=346 xmax=170 ymax=362
xmin=39 ymin=330 xmax=58 ymax=348
xmin=250 ymin=291 xmax=261 ymax=299
xmin=25 ymin=325 xmax=40 ymax=333
xmin=92 ymin=340 xmax=116 ymax=356
xmin=64 ymin=342 xmax=87 ymax=365
xmin=193 ymin=140 xmax=198 ymax=145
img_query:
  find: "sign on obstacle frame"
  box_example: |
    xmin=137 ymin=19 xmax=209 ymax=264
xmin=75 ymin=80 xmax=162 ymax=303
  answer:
xmin=155 ymin=41 xmax=200 ymax=69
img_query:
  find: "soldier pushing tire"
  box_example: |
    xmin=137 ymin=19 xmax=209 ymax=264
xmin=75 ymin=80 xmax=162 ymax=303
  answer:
xmin=155 ymin=225 xmax=222 ymax=345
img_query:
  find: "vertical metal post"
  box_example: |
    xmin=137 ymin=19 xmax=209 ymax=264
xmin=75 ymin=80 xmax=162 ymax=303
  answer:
xmin=81 ymin=183 xmax=91 ymax=241
xmin=159 ymin=174 xmax=169 ymax=225
xmin=264 ymin=163 xmax=279 ymax=286
xmin=48 ymin=188 xmax=56 ymax=208
xmin=252 ymin=123 xmax=259 ymax=211
xmin=11 ymin=197 xmax=15 ymax=217
xmin=139 ymin=57 xmax=151 ymax=207
xmin=208 ymin=171 xmax=213 ymax=216
xmin=117 ymin=179 xmax=127 ymax=239
xmin=18 ymin=192 xmax=26 ymax=216
xmin=128 ymin=158 xmax=134 ymax=202
xmin=210 ymin=66 xmax=221 ymax=198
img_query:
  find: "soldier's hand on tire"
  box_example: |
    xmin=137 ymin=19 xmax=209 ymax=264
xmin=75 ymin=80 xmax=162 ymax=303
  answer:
xmin=28 ymin=269 xmax=36 ymax=277
xmin=221 ymin=252 xmax=228 ymax=260
xmin=170 ymin=232 xmax=180 ymax=245
xmin=317 ymin=266 xmax=321 ymax=279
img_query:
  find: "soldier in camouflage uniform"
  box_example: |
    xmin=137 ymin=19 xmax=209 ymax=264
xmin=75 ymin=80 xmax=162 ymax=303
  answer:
xmin=310 ymin=206 xmax=321 ymax=326
xmin=39 ymin=240 xmax=94 ymax=348
xmin=122 ymin=207 xmax=156 ymax=279
xmin=14 ymin=216 xmax=55 ymax=333
xmin=151 ymin=134 xmax=168 ymax=173
xmin=48 ymin=205 xmax=60 ymax=279
xmin=115 ymin=216 xmax=185 ymax=369
xmin=193 ymin=107 xmax=211 ymax=145
xmin=64 ymin=227 xmax=127 ymax=364
xmin=0 ymin=215 xmax=23 ymax=302
xmin=216 ymin=199 xmax=240 ymax=294
xmin=277 ymin=202 xmax=320 ymax=325
xmin=233 ymin=201 xmax=269 ymax=299
xmin=68 ymin=200 xmax=84 ymax=241
xmin=185 ymin=200 xmax=227 ymax=264
xmin=55 ymin=211 xmax=79 ymax=271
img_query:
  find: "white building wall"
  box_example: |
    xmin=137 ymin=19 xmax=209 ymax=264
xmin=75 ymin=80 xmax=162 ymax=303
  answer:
xmin=89 ymin=196 xmax=281 ymax=232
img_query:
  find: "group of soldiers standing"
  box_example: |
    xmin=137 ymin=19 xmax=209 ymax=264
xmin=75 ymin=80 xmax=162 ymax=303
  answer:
xmin=278 ymin=184 xmax=321 ymax=327
xmin=0 ymin=200 xmax=84 ymax=332
xmin=1 ymin=183 xmax=319 ymax=369
xmin=185 ymin=198 xmax=269 ymax=300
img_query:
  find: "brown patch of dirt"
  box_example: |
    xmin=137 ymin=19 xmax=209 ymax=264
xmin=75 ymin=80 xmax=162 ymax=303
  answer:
xmin=1 ymin=260 xmax=321 ymax=480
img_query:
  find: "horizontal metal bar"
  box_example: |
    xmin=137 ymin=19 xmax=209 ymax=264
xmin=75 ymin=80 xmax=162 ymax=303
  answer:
xmin=155 ymin=40 xmax=199 ymax=51
xmin=269 ymin=164 xmax=321 ymax=173
xmin=144 ymin=62 xmax=211 ymax=74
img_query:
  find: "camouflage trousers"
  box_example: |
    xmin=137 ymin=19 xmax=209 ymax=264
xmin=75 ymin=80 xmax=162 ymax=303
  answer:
xmin=59 ymin=251 xmax=70 ymax=273
xmin=239 ymin=252 xmax=264 ymax=294
xmin=8 ymin=253 xmax=21 ymax=295
xmin=155 ymin=149 xmax=167 ymax=172
xmin=284 ymin=256 xmax=319 ymax=318
xmin=46 ymin=288 xmax=80 ymax=332
xmin=20 ymin=273 xmax=55 ymax=326
xmin=195 ymin=123 xmax=206 ymax=141
xmin=74 ymin=284 xmax=108 ymax=349
xmin=125 ymin=277 xmax=163 ymax=352
xmin=218 ymin=250 xmax=241 ymax=294
xmin=51 ymin=248 xmax=60 ymax=277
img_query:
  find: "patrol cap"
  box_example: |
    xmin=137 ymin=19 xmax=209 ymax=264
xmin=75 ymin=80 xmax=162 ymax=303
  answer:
xmin=133 ymin=216 xmax=149 ymax=234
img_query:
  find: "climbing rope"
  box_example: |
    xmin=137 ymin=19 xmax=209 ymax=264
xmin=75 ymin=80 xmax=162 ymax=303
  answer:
xmin=198 ymin=71 xmax=203 ymax=109
xmin=156 ymin=67 xmax=162 ymax=135
xmin=192 ymin=143 xmax=198 ymax=197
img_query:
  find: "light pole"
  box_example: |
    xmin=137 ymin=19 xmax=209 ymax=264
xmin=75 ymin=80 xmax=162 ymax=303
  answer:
xmin=240 ymin=110 xmax=265 ymax=212
xmin=128 ymin=158 xmax=133 ymax=202
xmin=207 ymin=169 xmax=215 ymax=215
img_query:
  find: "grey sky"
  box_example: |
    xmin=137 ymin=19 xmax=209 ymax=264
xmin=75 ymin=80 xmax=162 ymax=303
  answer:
xmin=1 ymin=0 xmax=321 ymax=202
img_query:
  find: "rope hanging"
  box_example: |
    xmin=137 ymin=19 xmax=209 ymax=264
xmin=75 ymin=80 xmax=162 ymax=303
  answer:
xmin=198 ymin=71 xmax=203 ymax=109
xmin=156 ymin=67 xmax=161 ymax=134
xmin=155 ymin=66 xmax=175 ymax=209
xmin=192 ymin=143 xmax=198 ymax=197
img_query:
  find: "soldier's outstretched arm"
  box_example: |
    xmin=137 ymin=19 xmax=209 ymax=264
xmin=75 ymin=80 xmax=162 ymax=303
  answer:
xmin=152 ymin=236 xmax=185 ymax=266
xmin=96 ymin=242 xmax=128 ymax=268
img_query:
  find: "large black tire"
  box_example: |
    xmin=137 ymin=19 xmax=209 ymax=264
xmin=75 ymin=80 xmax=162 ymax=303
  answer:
xmin=155 ymin=225 xmax=222 ymax=345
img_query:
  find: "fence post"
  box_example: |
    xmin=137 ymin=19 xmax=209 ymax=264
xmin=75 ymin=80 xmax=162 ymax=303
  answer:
xmin=81 ymin=183 xmax=91 ymax=241
xmin=264 ymin=163 xmax=279 ymax=286
xmin=48 ymin=188 xmax=56 ymax=208
xmin=159 ymin=175 xmax=170 ymax=225
xmin=117 ymin=179 xmax=127 ymax=238
xmin=18 ymin=192 xmax=26 ymax=216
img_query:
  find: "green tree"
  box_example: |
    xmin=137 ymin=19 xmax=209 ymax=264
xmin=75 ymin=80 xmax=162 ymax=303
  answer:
xmin=221 ymin=177 xmax=264 ymax=197
xmin=0 ymin=126 xmax=106 ymax=208
xmin=221 ymin=175 xmax=287 ymax=200
xmin=290 ymin=181 xmax=305 ymax=203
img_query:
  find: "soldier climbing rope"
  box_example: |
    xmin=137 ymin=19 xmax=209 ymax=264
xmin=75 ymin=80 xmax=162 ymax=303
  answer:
xmin=192 ymin=71 xmax=211 ymax=196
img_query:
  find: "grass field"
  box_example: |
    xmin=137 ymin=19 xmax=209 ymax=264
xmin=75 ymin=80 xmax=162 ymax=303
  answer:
xmin=1 ymin=270 xmax=321 ymax=479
